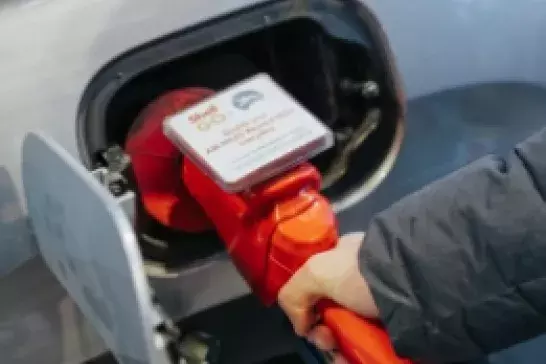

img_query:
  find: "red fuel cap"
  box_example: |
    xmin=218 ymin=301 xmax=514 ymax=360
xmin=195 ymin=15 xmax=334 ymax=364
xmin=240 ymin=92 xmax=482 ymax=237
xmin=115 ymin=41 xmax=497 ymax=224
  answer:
xmin=125 ymin=88 xmax=214 ymax=232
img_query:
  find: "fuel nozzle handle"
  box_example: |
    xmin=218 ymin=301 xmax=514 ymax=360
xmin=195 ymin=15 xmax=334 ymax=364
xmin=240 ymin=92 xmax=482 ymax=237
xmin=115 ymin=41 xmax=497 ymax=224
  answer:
xmin=268 ymin=190 xmax=412 ymax=364
xmin=317 ymin=300 xmax=411 ymax=364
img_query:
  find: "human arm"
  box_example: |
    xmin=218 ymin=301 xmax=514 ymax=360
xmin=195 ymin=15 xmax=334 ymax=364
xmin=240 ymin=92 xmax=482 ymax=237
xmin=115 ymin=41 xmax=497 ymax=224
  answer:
xmin=279 ymin=127 xmax=546 ymax=363
xmin=362 ymin=127 xmax=546 ymax=362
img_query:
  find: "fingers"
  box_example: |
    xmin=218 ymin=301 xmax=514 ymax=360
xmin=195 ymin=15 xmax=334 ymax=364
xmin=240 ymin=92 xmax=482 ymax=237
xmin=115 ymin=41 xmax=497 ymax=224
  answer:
xmin=308 ymin=326 xmax=348 ymax=364
xmin=279 ymin=231 xmax=369 ymax=336
xmin=308 ymin=325 xmax=337 ymax=351
xmin=278 ymin=264 xmax=323 ymax=336
xmin=332 ymin=354 xmax=350 ymax=364
xmin=279 ymin=231 xmax=371 ymax=338
xmin=283 ymin=303 xmax=318 ymax=337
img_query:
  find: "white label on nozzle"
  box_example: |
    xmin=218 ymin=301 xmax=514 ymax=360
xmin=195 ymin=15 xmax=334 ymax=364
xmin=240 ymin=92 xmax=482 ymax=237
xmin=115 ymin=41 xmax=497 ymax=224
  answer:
xmin=164 ymin=73 xmax=333 ymax=191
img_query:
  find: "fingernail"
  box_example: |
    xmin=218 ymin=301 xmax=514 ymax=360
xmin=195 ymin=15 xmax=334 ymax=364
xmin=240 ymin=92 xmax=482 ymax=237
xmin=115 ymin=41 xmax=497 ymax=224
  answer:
xmin=307 ymin=332 xmax=319 ymax=346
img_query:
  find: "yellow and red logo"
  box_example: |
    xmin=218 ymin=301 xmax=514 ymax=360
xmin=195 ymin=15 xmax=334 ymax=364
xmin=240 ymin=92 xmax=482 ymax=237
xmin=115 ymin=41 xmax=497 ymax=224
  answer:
xmin=189 ymin=105 xmax=226 ymax=131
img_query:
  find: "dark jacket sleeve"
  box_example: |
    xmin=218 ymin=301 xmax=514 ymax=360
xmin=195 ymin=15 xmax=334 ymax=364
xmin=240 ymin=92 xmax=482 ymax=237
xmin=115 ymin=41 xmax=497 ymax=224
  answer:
xmin=360 ymin=127 xmax=546 ymax=363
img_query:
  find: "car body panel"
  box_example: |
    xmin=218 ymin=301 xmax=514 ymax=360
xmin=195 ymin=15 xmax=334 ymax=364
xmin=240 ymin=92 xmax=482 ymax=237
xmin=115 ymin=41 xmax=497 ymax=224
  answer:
xmin=1 ymin=0 xmax=546 ymax=363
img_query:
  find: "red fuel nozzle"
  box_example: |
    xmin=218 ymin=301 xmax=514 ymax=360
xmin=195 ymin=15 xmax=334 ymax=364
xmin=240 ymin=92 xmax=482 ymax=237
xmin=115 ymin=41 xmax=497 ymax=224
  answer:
xmin=127 ymin=88 xmax=411 ymax=364
xmin=184 ymin=158 xmax=412 ymax=364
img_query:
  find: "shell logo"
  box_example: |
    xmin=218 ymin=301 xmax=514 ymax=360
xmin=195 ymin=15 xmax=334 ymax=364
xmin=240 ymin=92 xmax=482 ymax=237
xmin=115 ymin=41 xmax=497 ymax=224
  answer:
xmin=188 ymin=104 xmax=226 ymax=131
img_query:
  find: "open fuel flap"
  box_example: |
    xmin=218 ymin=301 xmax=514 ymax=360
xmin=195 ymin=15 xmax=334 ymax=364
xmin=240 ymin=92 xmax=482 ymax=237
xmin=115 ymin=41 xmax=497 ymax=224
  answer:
xmin=22 ymin=133 xmax=212 ymax=364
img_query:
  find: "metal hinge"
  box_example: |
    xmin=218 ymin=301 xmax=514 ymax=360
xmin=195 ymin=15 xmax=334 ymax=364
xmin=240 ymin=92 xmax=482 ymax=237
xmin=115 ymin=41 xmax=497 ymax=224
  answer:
xmin=91 ymin=145 xmax=135 ymax=224
xmin=152 ymin=303 xmax=220 ymax=364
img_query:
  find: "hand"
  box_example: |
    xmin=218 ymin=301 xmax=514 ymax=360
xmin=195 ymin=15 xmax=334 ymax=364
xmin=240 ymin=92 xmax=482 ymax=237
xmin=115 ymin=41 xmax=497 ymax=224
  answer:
xmin=278 ymin=232 xmax=379 ymax=363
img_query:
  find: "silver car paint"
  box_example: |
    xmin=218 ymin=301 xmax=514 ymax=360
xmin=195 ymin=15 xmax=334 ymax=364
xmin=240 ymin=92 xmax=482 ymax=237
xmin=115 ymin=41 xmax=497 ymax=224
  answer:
xmin=1 ymin=0 xmax=546 ymax=362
